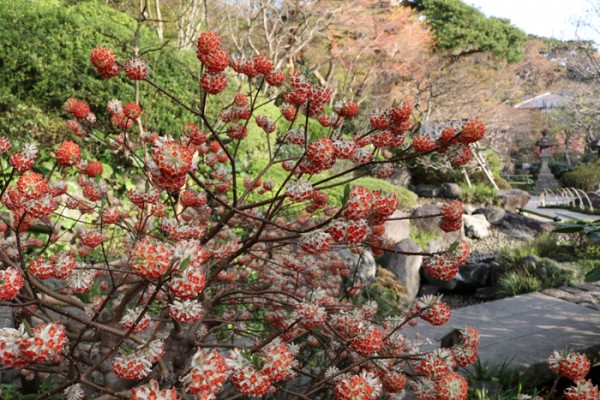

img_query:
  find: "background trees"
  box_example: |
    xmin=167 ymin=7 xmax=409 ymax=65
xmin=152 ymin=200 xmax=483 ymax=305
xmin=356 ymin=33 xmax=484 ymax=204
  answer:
xmin=3 ymin=0 xmax=599 ymax=171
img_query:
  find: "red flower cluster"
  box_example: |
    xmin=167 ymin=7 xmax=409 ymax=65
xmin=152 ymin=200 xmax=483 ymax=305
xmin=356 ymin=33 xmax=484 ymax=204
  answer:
xmin=0 ymin=28 xmax=507 ymax=399
xmin=549 ymin=350 xmax=598 ymax=400
xmin=90 ymin=46 xmax=120 ymax=78
xmin=440 ymin=200 xmax=464 ymax=232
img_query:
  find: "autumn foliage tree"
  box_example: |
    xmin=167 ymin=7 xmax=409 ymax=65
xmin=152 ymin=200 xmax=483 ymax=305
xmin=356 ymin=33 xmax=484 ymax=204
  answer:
xmin=327 ymin=1 xmax=434 ymax=105
xmin=0 ymin=27 xmax=496 ymax=400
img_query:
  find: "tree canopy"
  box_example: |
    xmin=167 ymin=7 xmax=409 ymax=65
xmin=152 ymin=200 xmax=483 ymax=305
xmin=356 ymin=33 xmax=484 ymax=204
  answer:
xmin=409 ymin=0 xmax=527 ymax=63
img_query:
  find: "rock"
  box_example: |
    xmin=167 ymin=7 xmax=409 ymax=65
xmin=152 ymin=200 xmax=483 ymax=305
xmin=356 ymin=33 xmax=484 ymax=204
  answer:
xmin=474 ymin=206 xmax=506 ymax=225
xmin=423 ymin=262 xmax=492 ymax=292
xmin=422 ymin=271 xmax=457 ymax=291
xmin=474 ymin=286 xmax=497 ymax=301
xmin=338 ymin=248 xmax=377 ymax=285
xmin=411 ymin=203 xmax=442 ymax=233
xmin=411 ymin=203 xmax=464 ymax=252
xmin=460 ymin=263 xmax=493 ymax=288
xmin=441 ymin=183 xmax=461 ymax=199
xmin=413 ymin=185 xmax=441 ymax=198
xmin=508 ymin=229 xmax=535 ymax=241
xmin=504 ymin=212 xmax=554 ymax=233
xmin=419 ymin=284 xmax=439 ymax=297
xmin=463 ymin=204 xmax=476 ymax=215
xmin=388 ymin=167 xmax=412 ymax=187
xmin=463 ymin=214 xmax=491 ymax=239
xmin=516 ymin=255 xmax=541 ymax=274
xmin=379 ymin=239 xmax=422 ymax=303
xmin=383 ymin=210 xmax=410 ymax=243
xmin=425 ymin=232 xmax=463 ymax=254
xmin=498 ymin=189 xmax=531 ymax=212
xmin=0 ymin=306 xmax=14 ymax=329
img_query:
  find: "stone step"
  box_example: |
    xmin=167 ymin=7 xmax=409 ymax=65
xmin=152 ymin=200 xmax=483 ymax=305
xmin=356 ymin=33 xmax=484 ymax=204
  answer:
xmin=403 ymin=292 xmax=600 ymax=380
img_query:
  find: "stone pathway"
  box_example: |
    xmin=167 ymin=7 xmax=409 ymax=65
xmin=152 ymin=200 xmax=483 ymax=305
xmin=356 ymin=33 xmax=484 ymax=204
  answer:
xmin=403 ymin=291 xmax=600 ymax=380
xmin=543 ymin=281 xmax=600 ymax=311
xmin=522 ymin=195 xmax=598 ymax=222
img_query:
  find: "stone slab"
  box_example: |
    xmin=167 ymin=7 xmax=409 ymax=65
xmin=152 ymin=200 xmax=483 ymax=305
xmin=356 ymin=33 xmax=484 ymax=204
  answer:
xmin=523 ymin=196 xmax=597 ymax=222
xmin=403 ymin=292 xmax=600 ymax=379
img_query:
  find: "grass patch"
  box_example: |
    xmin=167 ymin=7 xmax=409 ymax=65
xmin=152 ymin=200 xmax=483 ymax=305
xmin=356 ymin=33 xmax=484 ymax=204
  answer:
xmin=410 ymin=229 xmax=440 ymax=250
xmin=499 ymin=233 xmax=576 ymax=265
xmin=497 ymin=271 xmax=542 ymax=297
xmin=496 ymin=232 xmax=598 ymax=295
xmin=497 ymin=258 xmax=589 ymax=297
xmin=466 ymin=360 xmax=541 ymax=400
xmin=459 ymin=183 xmax=500 ymax=205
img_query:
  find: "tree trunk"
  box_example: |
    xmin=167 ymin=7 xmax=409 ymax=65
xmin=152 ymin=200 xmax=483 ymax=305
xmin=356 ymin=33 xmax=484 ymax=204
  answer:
xmin=564 ymin=130 xmax=572 ymax=166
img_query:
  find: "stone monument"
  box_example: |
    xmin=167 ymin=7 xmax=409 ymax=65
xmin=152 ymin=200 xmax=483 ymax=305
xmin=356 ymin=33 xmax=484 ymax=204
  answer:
xmin=534 ymin=130 xmax=560 ymax=194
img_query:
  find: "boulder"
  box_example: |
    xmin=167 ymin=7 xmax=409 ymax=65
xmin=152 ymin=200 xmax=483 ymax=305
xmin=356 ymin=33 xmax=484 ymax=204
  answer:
xmin=338 ymin=248 xmax=377 ymax=286
xmin=474 ymin=206 xmax=506 ymax=225
xmin=411 ymin=203 xmax=464 ymax=252
xmin=388 ymin=167 xmax=412 ymax=187
xmin=463 ymin=214 xmax=491 ymax=239
xmin=413 ymin=185 xmax=441 ymax=198
xmin=473 ymin=286 xmax=498 ymax=301
xmin=463 ymin=204 xmax=477 ymax=215
xmin=425 ymin=232 xmax=463 ymax=253
xmin=503 ymin=212 xmax=554 ymax=234
xmin=441 ymin=183 xmax=461 ymax=199
xmin=410 ymin=203 xmax=443 ymax=233
xmin=422 ymin=262 xmax=493 ymax=292
xmin=419 ymin=284 xmax=440 ymax=297
xmin=0 ymin=306 xmax=13 ymax=329
xmin=383 ymin=210 xmax=410 ymax=243
xmin=498 ymin=189 xmax=531 ymax=212
xmin=379 ymin=239 xmax=422 ymax=303
xmin=458 ymin=263 xmax=493 ymax=289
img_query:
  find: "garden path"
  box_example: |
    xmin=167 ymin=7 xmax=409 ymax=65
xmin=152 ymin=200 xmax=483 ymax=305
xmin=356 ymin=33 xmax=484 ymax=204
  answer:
xmin=522 ymin=196 xmax=598 ymax=222
xmin=404 ymin=291 xmax=600 ymax=380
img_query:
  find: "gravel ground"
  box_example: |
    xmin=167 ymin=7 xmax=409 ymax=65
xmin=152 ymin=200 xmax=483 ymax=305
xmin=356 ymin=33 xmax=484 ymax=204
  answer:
xmin=469 ymin=223 xmax=535 ymax=262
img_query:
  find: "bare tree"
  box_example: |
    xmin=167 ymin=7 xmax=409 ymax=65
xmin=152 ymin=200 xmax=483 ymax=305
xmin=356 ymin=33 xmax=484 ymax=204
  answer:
xmin=223 ymin=1 xmax=339 ymax=74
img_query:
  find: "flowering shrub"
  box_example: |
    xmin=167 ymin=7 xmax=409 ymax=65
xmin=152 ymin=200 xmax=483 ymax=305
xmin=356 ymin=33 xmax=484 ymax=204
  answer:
xmin=0 ymin=30 xmax=489 ymax=399
xmin=548 ymin=350 xmax=598 ymax=399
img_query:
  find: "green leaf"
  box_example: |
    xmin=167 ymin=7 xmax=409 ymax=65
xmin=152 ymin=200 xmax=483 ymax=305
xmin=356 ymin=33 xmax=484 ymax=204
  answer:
xmin=178 ymin=257 xmax=190 ymax=271
xmin=340 ymin=184 xmax=351 ymax=205
xmin=585 ymin=266 xmax=600 ymax=282
xmin=447 ymin=241 xmax=460 ymax=252
xmin=553 ymin=226 xmax=585 ymax=233
xmin=101 ymin=162 xmax=114 ymax=179
xmin=587 ymin=231 xmax=600 ymax=241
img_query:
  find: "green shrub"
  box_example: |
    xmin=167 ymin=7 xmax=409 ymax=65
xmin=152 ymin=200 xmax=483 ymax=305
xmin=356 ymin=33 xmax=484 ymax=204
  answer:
xmin=493 ymin=174 xmax=512 ymax=190
xmin=459 ymin=183 xmax=499 ymax=205
xmin=466 ymin=360 xmax=540 ymax=400
xmin=0 ymin=0 xmax=216 ymax=142
xmin=575 ymin=237 xmax=600 ymax=259
xmin=561 ymin=162 xmax=600 ymax=192
xmin=499 ymin=242 xmax=538 ymax=268
xmin=584 ymin=260 xmax=600 ymax=282
xmin=498 ymin=271 xmax=542 ymax=296
xmin=497 ymin=257 xmax=587 ymax=297
xmin=407 ymin=159 xmax=462 ymax=185
xmin=549 ymin=160 xmax=575 ymax=178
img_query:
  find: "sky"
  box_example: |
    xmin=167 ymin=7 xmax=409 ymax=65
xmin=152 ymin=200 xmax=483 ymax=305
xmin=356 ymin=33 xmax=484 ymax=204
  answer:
xmin=467 ymin=0 xmax=596 ymax=42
